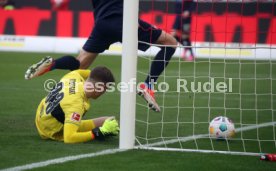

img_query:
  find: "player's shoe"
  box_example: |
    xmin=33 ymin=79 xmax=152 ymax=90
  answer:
xmin=186 ymin=55 xmax=194 ymax=61
xmin=25 ymin=56 xmax=54 ymax=80
xmin=181 ymin=49 xmax=187 ymax=60
xmin=182 ymin=49 xmax=194 ymax=61
xmin=137 ymin=83 xmax=161 ymax=112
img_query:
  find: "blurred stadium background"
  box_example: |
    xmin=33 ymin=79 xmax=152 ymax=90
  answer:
xmin=1 ymin=0 xmax=276 ymax=170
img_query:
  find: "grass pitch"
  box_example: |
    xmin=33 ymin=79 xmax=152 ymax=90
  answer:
xmin=0 ymin=51 xmax=275 ymax=170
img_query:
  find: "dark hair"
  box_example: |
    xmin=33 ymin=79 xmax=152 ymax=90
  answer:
xmin=89 ymin=66 xmax=115 ymax=84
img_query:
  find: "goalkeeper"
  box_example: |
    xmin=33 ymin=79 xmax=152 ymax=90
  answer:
xmin=25 ymin=0 xmax=178 ymax=112
xmin=35 ymin=66 xmax=119 ymax=143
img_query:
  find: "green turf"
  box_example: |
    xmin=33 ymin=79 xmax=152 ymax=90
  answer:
xmin=31 ymin=150 xmax=276 ymax=171
xmin=136 ymin=56 xmax=276 ymax=153
xmin=0 ymin=51 xmax=275 ymax=170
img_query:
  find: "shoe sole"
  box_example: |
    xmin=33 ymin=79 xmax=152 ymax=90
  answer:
xmin=25 ymin=56 xmax=52 ymax=80
xmin=137 ymin=89 xmax=161 ymax=112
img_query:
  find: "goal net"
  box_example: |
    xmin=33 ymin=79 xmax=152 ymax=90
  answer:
xmin=133 ymin=0 xmax=276 ymax=155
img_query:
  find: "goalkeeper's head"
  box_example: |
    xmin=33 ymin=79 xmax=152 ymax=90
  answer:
xmin=85 ymin=66 xmax=115 ymax=99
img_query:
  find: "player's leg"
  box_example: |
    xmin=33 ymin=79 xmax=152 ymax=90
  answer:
xmin=138 ymin=20 xmax=177 ymax=88
xmin=171 ymin=15 xmax=194 ymax=61
xmin=181 ymin=33 xmax=194 ymax=61
xmin=76 ymin=50 xmax=98 ymax=69
xmin=137 ymin=20 xmax=177 ymax=112
xmin=171 ymin=15 xmax=182 ymax=42
xmin=25 ymin=21 xmax=110 ymax=80
xmin=181 ymin=19 xmax=194 ymax=61
xmin=24 ymin=51 xmax=99 ymax=80
xmin=76 ymin=16 xmax=121 ymax=70
xmin=144 ymin=30 xmax=177 ymax=86
xmin=143 ymin=31 xmax=177 ymax=89
xmin=51 ymin=38 xmax=101 ymax=70
xmin=49 ymin=49 xmax=99 ymax=71
xmin=140 ymin=32 xmax=176 ymax=112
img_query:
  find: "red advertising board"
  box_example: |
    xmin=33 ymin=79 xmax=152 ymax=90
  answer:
xmin=0 ymin=9 xmax=275 ymax=44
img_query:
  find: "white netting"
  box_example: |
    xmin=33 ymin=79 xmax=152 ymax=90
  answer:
xmin=135 ymin=0 xmax=276 ymax=155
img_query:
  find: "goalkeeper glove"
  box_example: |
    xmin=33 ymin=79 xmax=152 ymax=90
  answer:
xmin=92 ymin=118 xmax=119 ymax=140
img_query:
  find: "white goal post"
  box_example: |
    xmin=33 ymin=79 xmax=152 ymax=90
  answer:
xmin=119 ymin=0 xmax=139 ymax=149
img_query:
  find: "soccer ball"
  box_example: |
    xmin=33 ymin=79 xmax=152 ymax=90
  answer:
xmin=209 ymin=116 xmax=235 ymax=139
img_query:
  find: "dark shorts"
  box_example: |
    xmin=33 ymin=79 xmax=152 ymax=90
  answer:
xmin=83 ymin=15 xmax=162 ymax=53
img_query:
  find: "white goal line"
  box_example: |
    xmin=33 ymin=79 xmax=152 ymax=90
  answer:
xmin=135 ymin=121 xmax=276 ymax=156
xmin=1 ymin=121 xmax=275 ymax=171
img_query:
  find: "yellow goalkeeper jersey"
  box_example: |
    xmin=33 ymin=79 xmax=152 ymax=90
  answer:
xmin=35 ymin=70 xmax=91 ymax=141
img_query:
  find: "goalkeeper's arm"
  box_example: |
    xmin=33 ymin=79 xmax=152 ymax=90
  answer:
xmin=63 ymin=118 xmax=119 ymax=143
xmin=92 ymin=118 xmax=120 ymax=140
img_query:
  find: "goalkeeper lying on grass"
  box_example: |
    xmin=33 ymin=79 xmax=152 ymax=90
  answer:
xmin=35 ymin=66 xmax=119 ymax=143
